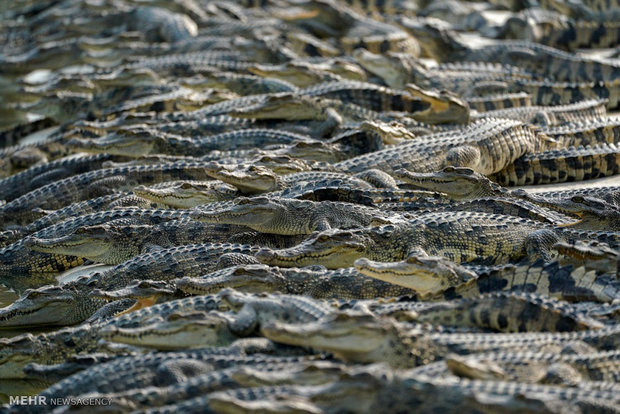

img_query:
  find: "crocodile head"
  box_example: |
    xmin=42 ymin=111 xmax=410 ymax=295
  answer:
xmin=353 ymin=49 xmax=410 ymax=89
xmin=282 ymin=141 xmax=344 ymax=163
xmin=99 ymin=311 xmax=236 ymax=350
xmin=353 ymin=255 xmax=477 ymax=297
xmin=262 ymin=312 xmax=421 ymax=367
xmin=192 ymin=197 xmax=311 ymax=235
xmin=133 ymin=181 xmax=238 ymax=208
xmin=25 ymin=223 xmax=143 ymax=264
xmin=248 ymin=63 xmax=328 ymax=87
xmin=360 ymin=120 xmax=416 ymax=145
xmin=394 ymin=166 xmax=504 ymax=199
xmin=445 ymin=354 xmax=507 ymax=380
xmin=554 ymin=196 xmax=620 ymax=231
xmin=66 ymin=130 xmax=166 ymax=156
xmin=251 ymin=154 xmax=314 ymax=174
xmin=0 ymin=334 xmax=44 ymax=379
xmin=229 ymin=93 xmax=325 ymax=121
xmin=404 ymin=84 xmax=470 ymax=124
xmin=397 ymin=17 xmax=466 ymax=62
xmin=175 ymin=264 xmax=287 ymax=295
xmin=204 ymin=163 xmax=282 ymax=194
xmin=255 ymin=227 xmax=377 ymax=268
xmin=0 ymin=285 xmax=85 ymax=328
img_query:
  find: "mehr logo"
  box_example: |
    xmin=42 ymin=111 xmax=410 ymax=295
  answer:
xmin=9 ymin=396 xmax=47 ymax=405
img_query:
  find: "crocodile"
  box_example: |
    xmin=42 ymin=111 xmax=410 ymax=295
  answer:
xmin=29 ymin=351 xmax=318 ymax=408
xmin=100 ymin=289 xmax=336 ymax=349
xmin=445 ymin=349 xmax=620 ymax=384
xmin=332 ymin=117 xmax=556 ymax=174
xmin=504 ymin=11 xmax=620 ymax=51
xmin=507 ymin=78 xmax=620 ymax=110
xmin=190 ymin=196 xmax=408 ymax=235
xmin=133 ymin=180 xmax=240 ymax=208
xmin=0 ymin=161 xmax=222 ymax=227
xmin=256 ymin=210 xmax=620 ymax=270
xmin=0 ymin=207 xmax=198 ymax=288
xmin=203 ymin=367 xmax=620 ymax=414
xmin=489 ymin=143 xmax=620 ymax=186
xmin=0 ymin=294 xmax=234 ymax=379
xmin=394 ymin=166 xmax=619 ymax=228
xmin=470 ymin=99 xmax=608 ymax=126
xmin=56 ymin=360 xmax=350 ymax=412
xmin=0 ymin=243 xmax=264 ymax=326
xmin=0 ymin=189 xmax=181 ymax=247
xmin=541 ymin=117 xmax=620 ymax=147
xmin=0 ymin=153 xmax=121 ymax=203
xmin=203 ymin=164 xmax=375 ymax=195
xmin=354 ymin=250 xmax=620 ymax=302
xmin=373 ymin=291 xmax=602 ymax=332
xmin=262 ymin=312 xmax=620 ymax=368
xmin=23 ymin=218 xmax=264 ymax=265
xmin=161 ymin=263 xmax=417 ymax=300
xmin=65 ymin=128 xmax=316 ymax=158
xmin=398 ymin=17 xmax=620 ymax=83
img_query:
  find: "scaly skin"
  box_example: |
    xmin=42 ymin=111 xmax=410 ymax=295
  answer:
xmin=542 ymin=117 xmax=620 ymax=148
xmin=66 ymin=128 xmax=314 ymax=158
xmin=63 ymin=361 xmax=348 ymax=412
xmin=445 ymin=349 xmax=620 ymax=384
xmin=0 ymin=153 xmax=118 ymax=203
xmin=371 ymin=291 xmax=602 ymax=332
xmin=398 ymin=17 xmax=620 ymax=83
xmin=0 ymin=295 xmax=227 ymax=379
xmin=332 ymin=118 xmax=555 ymax=174
xmin=191 ymin=197 xmax=407 ymax=235
xmin=0 ymin=243 xmax=263 ymax=327
xmin=204 ymin=164 xmax=373 ymax=195
xmin=0 ymin=161 xmax=220 ymax=227
xmin=510 ymin=78 xmax=620 ymax=110
xmin=354 ymin=255 xmax=620 ymax=303
xmin=133 ymin=180 xmax=240 ymax=208
xmin=397 ymin=166 xmax=620 ymax=230
xmin=256 ymin=211 xmax=620 ymax=269
xmin=0 ymin=208 xmax=194 ymax=289
xmin=489 ymin=143 xmax=620 ymax=186
xmin=174 ymin=264 xmax=416 ymax=300
xmin=471 ymin=99 xmax=608 ymax=126
xmin=262 ymin=312 xmax=620 ymax=367
xmin=193 ymin=372 xmax=620 ymax=414
xmin=23 ymin=219 xmax=251 ymax=265
xmin=101 ymin=289 xmax=337 ymax=349
xmin=99 ymin=311 xmax=237 ymax=351
xmin=466 ymin=92 xmax=532 ymax=112
xmin=33 ymin=352 xmax=316 ymax=406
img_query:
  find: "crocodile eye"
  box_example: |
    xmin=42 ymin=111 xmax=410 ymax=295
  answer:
xmin=406 ymin=256 xmax=422 ymax=264
xmin=458 ymin=168 xmax=474 ymax=175
xmin=236 ymin=197 xmax=251 ymax=205
xmin=180 ymin=183 xmax=194 ymax=189
xmin=571 ymin=196 xmax=585 ymax=203
xmin=443 ymin=166 xmax=455 ymax=173
xmin=26 ymin=291 xmax=40 ymax=299
xmin=316 ymin=234 xmax=331 ymax=243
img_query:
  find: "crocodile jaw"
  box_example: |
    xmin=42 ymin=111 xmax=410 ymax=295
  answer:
xmin=0 ymin=298 xmax=74 ymax=327
xmin=262 ymin=318 xmax=388 ymax=355
xmin=67 ymin=135 xmax=155 ymax=156
xmin=25 ymin=235 xmax=111 ymax=259
xmin=133 ymin=187 xmax=218 ymax=208
xmin=354 ymin=257 xmax=476 ymax=297
xmin=256 ymin=243 xmax=366 ymax=269
xmin=100 ymin=317 xmax=236 ymax=350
